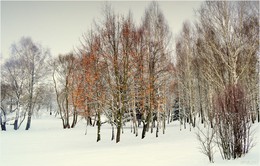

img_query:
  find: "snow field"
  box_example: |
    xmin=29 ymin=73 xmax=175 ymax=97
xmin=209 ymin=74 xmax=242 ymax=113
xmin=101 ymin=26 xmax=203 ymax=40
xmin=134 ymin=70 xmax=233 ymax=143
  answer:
xmin=1 ymin=115 xmax=259 ymax=166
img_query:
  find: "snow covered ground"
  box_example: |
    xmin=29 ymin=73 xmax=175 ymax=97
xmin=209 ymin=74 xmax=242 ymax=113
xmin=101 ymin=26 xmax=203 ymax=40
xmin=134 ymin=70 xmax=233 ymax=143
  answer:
xmin=1 ymin=114 xmax=259 ymax=166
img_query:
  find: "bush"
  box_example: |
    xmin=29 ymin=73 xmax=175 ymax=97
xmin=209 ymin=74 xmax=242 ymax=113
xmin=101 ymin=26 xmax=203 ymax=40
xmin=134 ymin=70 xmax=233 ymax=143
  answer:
xmin=213 ymin=84 xmax=253 ymax=160
xmin=196 ymin=120 xmax=216 ymax=163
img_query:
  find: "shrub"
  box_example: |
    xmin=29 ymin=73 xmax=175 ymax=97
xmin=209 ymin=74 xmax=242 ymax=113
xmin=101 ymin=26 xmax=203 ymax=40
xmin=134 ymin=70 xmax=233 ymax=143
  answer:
xmin=213 ymin=84 xmax=253 ymax=159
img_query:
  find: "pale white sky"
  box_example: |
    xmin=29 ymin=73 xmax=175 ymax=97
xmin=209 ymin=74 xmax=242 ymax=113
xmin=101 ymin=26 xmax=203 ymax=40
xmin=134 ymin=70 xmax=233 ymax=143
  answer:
xmin=1 ymin=1 xmax=203 ymax=61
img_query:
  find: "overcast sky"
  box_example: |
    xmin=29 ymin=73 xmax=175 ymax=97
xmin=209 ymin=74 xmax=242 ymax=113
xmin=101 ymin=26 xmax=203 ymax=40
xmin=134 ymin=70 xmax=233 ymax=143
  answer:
xmin=1 ymin=1 xmax=203 ymax=61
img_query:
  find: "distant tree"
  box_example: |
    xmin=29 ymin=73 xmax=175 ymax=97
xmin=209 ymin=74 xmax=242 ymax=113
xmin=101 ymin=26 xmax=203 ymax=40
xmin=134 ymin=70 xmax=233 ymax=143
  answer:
xmin=1 ymin=56 xmax=27 ymax=130
xmin=51 ymin=53 xmax=78 ymax=129
xmin=32 ymin=84 xmax=54 ymax=118
xmin=175 ymin=21 xmax=197 ymax=130
xmin=0 ymin=83 xmax=12 ymax=131
xmin=10 ymin=37 xmax=50 ymax=130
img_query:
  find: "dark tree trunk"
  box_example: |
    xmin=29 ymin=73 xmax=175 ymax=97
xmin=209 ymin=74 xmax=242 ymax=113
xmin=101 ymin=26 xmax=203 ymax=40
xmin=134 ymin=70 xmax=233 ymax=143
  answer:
xmin=184 ymin=117 xmax=186 ymax=129
xmin=138 ymin=119 xmax=141 ymax=127
xmin=25 ymin=116 xmax=31 ymax=130
xmin=115 ymin=110 xmax=122 ymax=143
xmin=257 ymin=110 xmax=260 ymax=123
xmin=97 ymin=112 xmax=101 ymax=142
xmin=1 ymin=110 xmax=7 ymax=131
xmin=111 ymin=124 xmax=115 ymax=141
xmin=1 ymin=122 xmax=6 ymax=131
xmin=65 ymin=92 xmax=70 ymax=129
xmin=88 ymin=116 xmax=93 ymax=126
xmin=156 ymin=121 xmax=159 ymax=138
xmin=49 ymin=104 xmax=52 ymax=115
xmin=200 ymin=107 xmax=204 ymax=124
xmin=14 ymin=119 xmax=18 ymax=130
xmin=63 ymin=122 xmax=70 ymax=129
xmin=60 ymin=115 xmax=66 ymax=129
xmin=251 ymin=112 xmax=255 ymax=124
xmin=151 ymin=120 xmax=154 ymax=133
xmin=193 ymin=117 xmax=196 ymax=128
xmin=116 ymin=124 xmax=121 ymax=143
xmin=197 ymin=72 xmax=204 ymax=125
xmin=141 ymin=122 xmax=147 ymax=139
xmin=71 ymin=108 xmax=78 ymax=128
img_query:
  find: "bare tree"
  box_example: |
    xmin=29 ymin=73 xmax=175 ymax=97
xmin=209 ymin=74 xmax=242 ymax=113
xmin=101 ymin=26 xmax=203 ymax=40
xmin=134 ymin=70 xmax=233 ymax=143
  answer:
xmin=140 ymin=1 xmax=172 ymax=138
xmin=214 ymin=85 xmax=254 ymax=159
xmin=176 ymin=1 xmax=259 ymax=161
xmin=51 ymin=53 xmax=78 ymax=129
xmin=1 ymin=56 xmax=27 ymax=130
xmin=196 ymin=121 xmax=216 ymax=163
xmin=10 ymin=37 xmax=50 ymax=130
xmin=0 ymin=83 xmax=12 ymax=131
xmin=175 ymin=21 xmax=198 ymax=129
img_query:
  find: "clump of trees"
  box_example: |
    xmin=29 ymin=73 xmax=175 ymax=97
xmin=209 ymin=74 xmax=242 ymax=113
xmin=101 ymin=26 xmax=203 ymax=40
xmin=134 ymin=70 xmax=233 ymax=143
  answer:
xmin=1 ymin=2 xmax=175 ymax=143
xmin=175 ymin=1 xmax=259 ymax=162
xmin=214 ymin=84 xmax=253 ymax=159
xmin=72 ymin=2 xmax=174 ymax=143
xmin=51 ymin=53 xmax=79 ymax=129
xmin=1 ymin=37 xmax=51 ymax=130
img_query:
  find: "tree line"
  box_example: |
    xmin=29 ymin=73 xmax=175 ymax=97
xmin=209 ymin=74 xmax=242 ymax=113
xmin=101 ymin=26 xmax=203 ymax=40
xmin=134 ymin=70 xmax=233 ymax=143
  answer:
xmin=1 ymin=2 xmax=175 ymax=143
xmin=175 ymin=1 xmax=259 ymax=162
xmin=1 ymin=1 xmax=259 ymax=160
xmin=51 ymin=2 xmax=174 ymax=143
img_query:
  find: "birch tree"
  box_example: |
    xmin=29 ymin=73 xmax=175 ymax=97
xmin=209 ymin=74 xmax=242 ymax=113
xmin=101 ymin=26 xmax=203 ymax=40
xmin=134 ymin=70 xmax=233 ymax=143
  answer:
xmin=2 ymin=37 xmax=50 ymax=130
xmin=176 ymin=1 xmax=259 ymax=161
